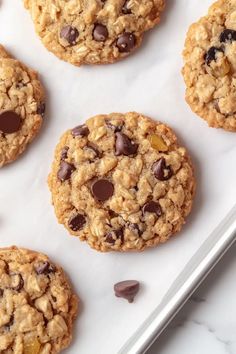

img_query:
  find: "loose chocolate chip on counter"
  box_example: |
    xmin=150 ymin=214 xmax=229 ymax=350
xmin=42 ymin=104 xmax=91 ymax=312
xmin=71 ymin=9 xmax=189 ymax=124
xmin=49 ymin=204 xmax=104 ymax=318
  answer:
xmin=37 ymin=102 xmax=46 ymax=117
xmin=117 ymin=32 xmax=136 ymax=52
xmin=122 ymin=0 xmax=132 ymax=14
xmin=10 ymin=274 xmax=24 ymax=292
xmin=68 ymin=213 xmax=86 ymax=231
xmin=0 ymin=111 xmax=22 ymax=134
xmin=60 ymin=25 xmax=79 ymax=45
xmin=220 ymin=29 xmax=236 ymax=43
xmin=114 ymin=280 xmax=140 ymax=303
xmin=57 ymin=161 xmax=75 ymax=181
xmin=35 ymin=262 xmax=56 ymax=275
xmin=152 ymin=158 xmax=173 ymax=181
xmin=92 ymin=179 xmax=114 ymax=201
xmin=115 ymin=132 xmax=138 ymax=156
xmin=205 ymin=46 xmax=223 ymax=65
xmin=87 ymin=142 xmax=102 ymax=158
xmin=93 ymin=24 xmax=108 ymax=41
xmin=61 ymin=146 xmax=69 ymax=160
xmin=71 ymin=124 xmax=89 ymax=137
xmin=143 ymin=201 xmax=162 ymax=217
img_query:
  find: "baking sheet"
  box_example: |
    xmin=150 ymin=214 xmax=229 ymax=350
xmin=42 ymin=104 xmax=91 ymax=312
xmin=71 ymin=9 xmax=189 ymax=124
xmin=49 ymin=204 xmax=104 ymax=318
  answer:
xmin=1 ymin=1 xmax=236 ymax=353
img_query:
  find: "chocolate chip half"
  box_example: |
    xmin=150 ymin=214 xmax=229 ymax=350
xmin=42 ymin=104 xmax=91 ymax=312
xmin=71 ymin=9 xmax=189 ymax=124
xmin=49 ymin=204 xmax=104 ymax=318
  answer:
xmin=35 ymin=262 xmax=55 ymax=275
xmin=115 ymin=132 xmax=138 ymax=156
xmin=57 ymin=161 xmax=75 ymax=181
xmin=60 ymin=25 xmax=79 ymax=45
xmin=122 ymin=0 xmax=132 ymax=14
xmin=219 ymin=29 xmax=236 ymax=43
xmin=68 ymin=213 xmax=86 ymax=231
xmin=114 ymin=280 xmax=140 ymax=303
xmin=152 ymin=158 xmax=173 ymax=181
xmin=143 ymin=201 xmax=162 ymax=217
xmin=92 ymin=179 xmax=114 ymax=201
xmin=117 ymin=32 xmax=136 ymax=52
xmin=205 ymin=46 xmax=224 ymax=65
xmin=93 ymin=24 xmax=108 ymax=41
xmin=37 ymin=102 xmax=46 ymax=117
xmin=71 ymin=124 xmax=89 ymax=137
xmin=0 ymin=111 xmax=22 ymax=134
xmin=61 ymin=146 xmax=69 ymax=160
xmin=10 ymin=274 xmax=24 ymax=291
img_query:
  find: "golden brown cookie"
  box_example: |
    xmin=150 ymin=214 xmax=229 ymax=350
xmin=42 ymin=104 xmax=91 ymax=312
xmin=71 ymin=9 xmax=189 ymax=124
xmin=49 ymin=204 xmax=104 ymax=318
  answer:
xmin=0 ymin=45 xmax=45 ymax=167
xmin=48 ymin=112 xmax=196 ymax=252
xmin=183 ymin=0 xmax=236 ymax=132
xmin=24 ymin=0 xmax=165 ymax=66
xmin=0 ymin=246 xmax=78 ymax=354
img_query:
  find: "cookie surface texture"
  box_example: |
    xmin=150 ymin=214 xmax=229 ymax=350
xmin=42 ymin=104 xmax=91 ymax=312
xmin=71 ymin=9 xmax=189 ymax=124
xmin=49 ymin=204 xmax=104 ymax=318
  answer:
xmin=24 ymin=0 xmax=165 ymax=66
xmin=0 ymin=45 xmax=45 ymax=167
xmin=48 ymin=112 xmax=196 ymax=252
xmin=183 ymin=0 xmax=236 ymax=131
xmin=0 ymin=246 xmax=78 ymax=353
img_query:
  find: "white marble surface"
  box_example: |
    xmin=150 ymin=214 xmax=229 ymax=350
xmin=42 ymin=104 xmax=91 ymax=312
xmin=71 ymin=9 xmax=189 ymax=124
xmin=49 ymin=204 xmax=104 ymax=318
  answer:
xmin=148 ymin=243 xmax=236 ymax=354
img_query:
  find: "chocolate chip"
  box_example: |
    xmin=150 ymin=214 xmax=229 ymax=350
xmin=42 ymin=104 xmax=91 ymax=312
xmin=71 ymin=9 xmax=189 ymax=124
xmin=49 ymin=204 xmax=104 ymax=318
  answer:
xmin=87 ymin=142 xmax=102 ymax=158
xmin=108 ymin=209 xmax=118 ymax=218
xmin=11 ymin=274 xmax=24 ymax=291
xmin=60 ymin=25 xmax=79 ymax=45
xmin=37 ymin=102 xmax=46 ymax=117
xmin=105 ymin=232 xmax=116 ymax=244
xmin=57 ymin=161 xmax=75 ymax=181
xmin=114 ymin=280 xmax=140 ymax=303
xmin=220 ymin=29 xmax=236 ymax=43
xmin=68 ymin=213 xmax=86 ymax=231
xmin=93 ymin=24 xmax=108 ymax=42
xmin=117 ymin=32 xmax=136 ymax=52
xmin=115 ymin=132 xmax=138 ymax=156
xmin=205 ymin=46 xmax=223 ymax=65
xmin=122 ymin=0 xmax=132 ymax=14
xmin=35 ymin=262 xmax=55 ymax=275
xmin=129 ymin=223 xmax=141 ymax=236
xmin=0 ymin=289 xmax=3 ymax=297
xmin=105 ymin=228 xmax=123 ymax=244
xmin=106 ymin=120 xmax=123 ymax=132
xmin=5 ymin=315 xmax=14 ymax=330
xmin=92 ymin=179 xmax=114 ymax=201
xmin=0 ymin=111 xmax=22 ymax=134
xmin=61 ymin=146 xmax=69 ymax=160
xmin=143 ymin=201 xmax=162 ymax=217
xmin=71 ymin=124 xmax=89 ymax=137
xmin=152 ymin=158 xmax=173 ymax=181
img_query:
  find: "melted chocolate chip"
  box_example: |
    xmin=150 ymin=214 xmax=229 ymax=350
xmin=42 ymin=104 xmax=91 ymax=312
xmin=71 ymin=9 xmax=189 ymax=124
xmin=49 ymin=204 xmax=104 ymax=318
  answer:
xmin=143 ymin=201 xmax=162 ymax=217
xmin=115 ymin=132 xmax=138 ymax=156
xmin=35 ymin=262 xmax=56 ymax=275
xmin=92 ymin=179 xmax=114 ymax=201
xmin=117 ymin=32 xmax=136 ymax=52
xmin=93 ymin=24 xmax=108 ymax=41
xmin=61 ymin=146 xmax=69 ymax=160
xmin=11 ymin=274 xmax=24 ymax=292
xmin=114 ymin=280 xmax=140 ymax=303
xmin=152 ymin=158 xmax=173 ymax=181
xmin=87 ymin=142 xmax=102 ymax=158
xmin=60 ymin=25 xmax=79 ymax=45
xmin=71 ymin=124 xmax=89 ymax=137
xmin=108 ymin=209 xmax=118 ymax=218
xmin=219 ymin=29 xmax=236 ymax=43
xmin=122 ymin=0 xmax=132 ymax=14
xmin=57 ymin=161 xmax=75 ymax=181
xmin=37 ymin=102 xmax=46 ymax=117
xmin=68 ymin=213 xmax=86 ymax=231
xmin=205 ymin=46 xmax=223 ymax=65
xmin=0 ymin=111 xmax=22 ymax=134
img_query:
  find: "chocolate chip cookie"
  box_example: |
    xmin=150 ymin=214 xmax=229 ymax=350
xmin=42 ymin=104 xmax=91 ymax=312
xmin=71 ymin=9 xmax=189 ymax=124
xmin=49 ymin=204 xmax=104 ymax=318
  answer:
xmin=183 ymin=0 xmax=236 ymax=131
xmin=0 ymin=45 xmax=45 ymax=167
xmin=0 ymin=246 xmax=78 ymax=353
xmin=48 ymin=112 xmax=196 ymax=252
xmin=24 ymin=0 xmax=165 ymax=66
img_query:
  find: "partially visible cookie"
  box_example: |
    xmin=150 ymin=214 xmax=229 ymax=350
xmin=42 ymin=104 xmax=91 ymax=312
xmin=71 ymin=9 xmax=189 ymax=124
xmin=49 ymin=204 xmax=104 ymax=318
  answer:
xmin=24 ymin=0 xmax=165 ymax=66
xmin=183 ymin=0 xmax=236 ymax=132
xmin=0 ymin=45 xmax=45 ymax=167
xmin=48 ymin=112 xmax=196 ymax=252
xmin=0 ymin=246 xmax=78 ymax=354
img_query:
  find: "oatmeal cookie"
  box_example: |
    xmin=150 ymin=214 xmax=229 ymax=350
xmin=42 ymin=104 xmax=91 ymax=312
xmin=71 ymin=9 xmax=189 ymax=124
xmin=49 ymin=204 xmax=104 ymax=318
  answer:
xmin=0 ymin=45 xmax=45 ymax=167
xmin=24 ymin=0 xmax=165 ymax=66
xmin=48 ymin=112 xmax=196 ymax=252
xmin=183 ymin=0 xmax=236 ymax=131
xmin=0 ymin=246 xmax=78 ymax=354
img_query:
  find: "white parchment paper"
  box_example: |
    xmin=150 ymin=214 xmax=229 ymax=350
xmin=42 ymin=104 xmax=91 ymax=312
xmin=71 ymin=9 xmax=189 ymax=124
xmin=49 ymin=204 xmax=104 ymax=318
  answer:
xmin=1 ymin=1 xmax=236 ymax=353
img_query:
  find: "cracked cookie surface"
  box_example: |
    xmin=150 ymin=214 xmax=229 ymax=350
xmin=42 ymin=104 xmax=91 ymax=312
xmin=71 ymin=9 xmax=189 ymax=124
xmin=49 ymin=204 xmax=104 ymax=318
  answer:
xmin=183 ymin=0 xmax=236 ymax=132
xmin=0 ymin=45 xmax=45 ymax=167
xmin=0 ymin=247 xmax=78 ymax=354
xmin=24 ymin=0 xmax=165 ymax=66
xmin=48 ymin=112 xmax=195 ymax=252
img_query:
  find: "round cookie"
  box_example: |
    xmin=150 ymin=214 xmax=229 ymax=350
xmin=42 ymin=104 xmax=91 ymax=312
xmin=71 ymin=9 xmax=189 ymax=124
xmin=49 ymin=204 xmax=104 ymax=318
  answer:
xmin=0 ymin=45 xmax=45 ymax=167
xmin=183 ymin=0 xmax=236 ymax=132
xmin=0 ymin=246 xmax=78 ymax=354
xmin=24 ymin=0 xmax=165 ymax=66
xmin=48 ymin=112 xmax=196 ymax=252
